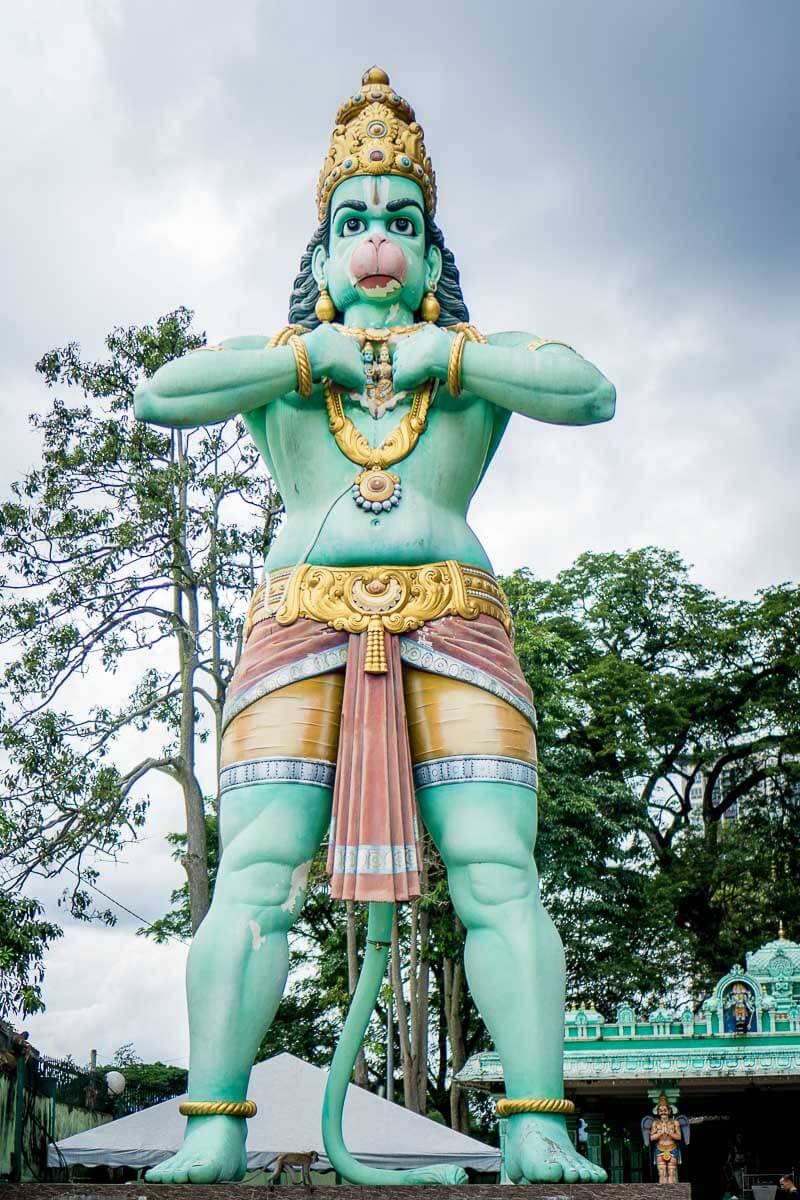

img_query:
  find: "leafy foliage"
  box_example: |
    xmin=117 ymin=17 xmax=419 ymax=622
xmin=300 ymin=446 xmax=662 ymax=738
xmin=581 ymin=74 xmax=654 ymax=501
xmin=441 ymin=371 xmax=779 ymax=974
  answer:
xmin=99 ymin=1044 xmax=188 ymax=1095
xmin=0 ymin=309 xmax=281 ymax=1008
xmin=505 ymin=548 xmax=800 ymax=999
xmin=142 ymin=806 xmax=220 ymax=944
xmin=0 ymin=890 xmax=62 ymax=1016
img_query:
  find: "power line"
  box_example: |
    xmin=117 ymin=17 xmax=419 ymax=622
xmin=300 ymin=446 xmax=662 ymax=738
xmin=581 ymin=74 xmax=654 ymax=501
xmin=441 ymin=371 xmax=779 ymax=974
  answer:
xmin=62 ymin=865 xmax=187 ymax=946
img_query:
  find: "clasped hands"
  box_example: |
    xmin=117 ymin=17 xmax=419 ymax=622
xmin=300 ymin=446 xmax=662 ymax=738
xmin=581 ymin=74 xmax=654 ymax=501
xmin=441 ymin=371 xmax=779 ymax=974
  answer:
xmin=301 ymin=323 xmax=452 ymax=397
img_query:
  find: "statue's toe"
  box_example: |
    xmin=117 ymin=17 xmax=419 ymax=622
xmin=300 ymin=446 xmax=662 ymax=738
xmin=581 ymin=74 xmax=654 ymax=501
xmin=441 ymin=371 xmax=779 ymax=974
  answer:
xmin=187 ymin=1160 xmax=224 ymax=1184
xmin=146 ymin=1156 xmax=186 ymax=1184
xmin=145 ymin=1161 xmax=173 ymax=1183
xmin=531 ymin=1160 xmax=563 ymax=1183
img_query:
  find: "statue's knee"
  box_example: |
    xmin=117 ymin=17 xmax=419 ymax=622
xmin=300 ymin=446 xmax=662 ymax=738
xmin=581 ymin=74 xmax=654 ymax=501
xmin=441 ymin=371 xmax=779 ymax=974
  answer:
xmin=463 ymin=861 xmax=536 ymax=907
xmin=215 ymin=857 xmax=311 ymax=926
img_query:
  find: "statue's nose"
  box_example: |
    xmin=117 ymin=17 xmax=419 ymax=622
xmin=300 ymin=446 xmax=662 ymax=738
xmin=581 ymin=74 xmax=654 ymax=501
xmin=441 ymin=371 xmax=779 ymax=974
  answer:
xmin=366 ymin=231 xmax=388 ymax=248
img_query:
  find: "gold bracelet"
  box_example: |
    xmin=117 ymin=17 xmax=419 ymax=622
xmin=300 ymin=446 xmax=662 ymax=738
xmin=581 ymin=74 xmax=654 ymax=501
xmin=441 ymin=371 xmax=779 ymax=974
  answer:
xmin=527 ymin=338 xmax=575 ymax=353
xmin=288 ymin=334 xmax=313 ymax=398
xmin=447 ymin=330 xmax=467 ymax=397
xmin=496 ymin=1097 xmax=576 ymax=1117
xmin=179 ymin=1099 xmax=258 ymax=1118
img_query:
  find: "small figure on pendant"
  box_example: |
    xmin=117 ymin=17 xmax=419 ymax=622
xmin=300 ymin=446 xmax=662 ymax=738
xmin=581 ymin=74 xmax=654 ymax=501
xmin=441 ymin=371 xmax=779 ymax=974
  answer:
xmin=355 ymin=340 xmax=406 ymax=418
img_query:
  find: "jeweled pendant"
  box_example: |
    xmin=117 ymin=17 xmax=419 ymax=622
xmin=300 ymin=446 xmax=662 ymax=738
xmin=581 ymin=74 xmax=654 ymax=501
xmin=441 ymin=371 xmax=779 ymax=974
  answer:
xmin=352 ymin=469 xmax=402 ymax=513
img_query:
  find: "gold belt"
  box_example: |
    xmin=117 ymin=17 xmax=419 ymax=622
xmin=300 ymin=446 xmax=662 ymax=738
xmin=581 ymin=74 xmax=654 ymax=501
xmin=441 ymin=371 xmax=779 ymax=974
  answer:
xmin=245 ymin=560 xmax=511 ymax=673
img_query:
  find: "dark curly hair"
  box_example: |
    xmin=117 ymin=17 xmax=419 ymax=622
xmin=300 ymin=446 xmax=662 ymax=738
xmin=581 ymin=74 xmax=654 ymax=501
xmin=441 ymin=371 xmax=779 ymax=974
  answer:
xmin=288 ymin=212 xmax=469 ymax=328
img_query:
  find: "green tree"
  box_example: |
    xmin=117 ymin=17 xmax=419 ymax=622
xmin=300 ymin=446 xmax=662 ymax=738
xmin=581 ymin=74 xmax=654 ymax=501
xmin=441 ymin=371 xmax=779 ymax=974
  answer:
xmin=0 ymin=891 xmax=62 ymax=1015
xmin=99 ymin=1044 xmax=189 ymax=1095
xmin=0 ymin=309 xmax=281 ymax=995
xmin=505 ymin=548 xmax=800 ymax=998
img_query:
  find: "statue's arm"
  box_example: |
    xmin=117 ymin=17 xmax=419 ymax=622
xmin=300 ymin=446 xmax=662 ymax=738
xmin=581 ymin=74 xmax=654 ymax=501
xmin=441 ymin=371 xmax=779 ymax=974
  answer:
xmin=133 ymin=336 xmax=299 ymax=429
xmin=134 ymin=326 xmax=365 ymax=428
xmin=464 ymin=331 xmax=616 ymax=426
xmin=133 ymin=335 xmax=296 ymax=428
xmin=392 ymin=327 xmax=615 ymax=426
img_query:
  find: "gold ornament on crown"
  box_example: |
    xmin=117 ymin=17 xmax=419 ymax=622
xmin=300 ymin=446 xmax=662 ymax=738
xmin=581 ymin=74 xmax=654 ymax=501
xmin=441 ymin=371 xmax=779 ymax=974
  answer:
xmin=317 ymin=66 xmax=437 ymax=221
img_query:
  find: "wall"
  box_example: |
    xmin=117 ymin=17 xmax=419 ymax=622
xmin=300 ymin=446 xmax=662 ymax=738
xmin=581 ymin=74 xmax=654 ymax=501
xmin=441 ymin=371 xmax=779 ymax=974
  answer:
xmin=1 ymin=1069 xmax=110 ymax=1181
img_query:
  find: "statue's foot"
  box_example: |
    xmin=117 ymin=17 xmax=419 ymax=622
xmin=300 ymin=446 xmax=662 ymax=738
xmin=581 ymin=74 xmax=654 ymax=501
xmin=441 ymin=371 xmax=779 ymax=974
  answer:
xmin=504 ymin=1113 xmax=607 ymax=1184
xmin=145 ymin=1115 xmax=247 ymax=1183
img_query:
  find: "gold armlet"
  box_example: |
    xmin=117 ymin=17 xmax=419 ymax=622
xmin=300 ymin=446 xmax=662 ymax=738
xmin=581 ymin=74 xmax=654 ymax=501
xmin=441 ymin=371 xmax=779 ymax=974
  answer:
xmin=179 ymin=1099 xmax=257 ymax=1118
xmin=450 ymin=322 xmax=488 ymax=345
xmin=288 ymin=335 xmax=313 ymax=398
xmin=527 ymin=338 xmax=576 ymax=353
xmin=496 ymin=1097 xmax=575 ymax=1117
xmin=268 ymin=324 xmax=307 ymax=348
xmin=447 ymin=330 xmax=467 ymax=397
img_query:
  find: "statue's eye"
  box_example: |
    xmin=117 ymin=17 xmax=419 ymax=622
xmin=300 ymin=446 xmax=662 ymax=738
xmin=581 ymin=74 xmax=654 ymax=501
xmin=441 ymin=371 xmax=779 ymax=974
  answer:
xmin=341 ymin=218 xmax=366 ymax=237
xmin=387 ymin=217 xmax=416 ymax=236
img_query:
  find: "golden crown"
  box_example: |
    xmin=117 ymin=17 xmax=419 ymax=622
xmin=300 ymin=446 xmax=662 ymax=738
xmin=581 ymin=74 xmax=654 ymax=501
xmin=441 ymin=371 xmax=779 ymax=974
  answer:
xmin=317 ymin=67 xmax=437 ymax=222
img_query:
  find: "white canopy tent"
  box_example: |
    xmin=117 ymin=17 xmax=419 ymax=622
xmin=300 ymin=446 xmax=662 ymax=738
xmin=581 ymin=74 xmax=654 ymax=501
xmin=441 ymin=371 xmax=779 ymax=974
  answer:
xmin=50 ymin=1052 xmax=500 ymax=1174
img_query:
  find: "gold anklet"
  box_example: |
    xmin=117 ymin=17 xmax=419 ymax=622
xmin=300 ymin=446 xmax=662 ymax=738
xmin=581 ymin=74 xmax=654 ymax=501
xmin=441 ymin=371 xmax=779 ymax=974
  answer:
xmin=179 ymin=1099 xmax=258 ymax=1118
xmin=496 ymin=1097 xmax=575 ymax=1117
xmin=447 ymin=330 xmax=467 ymax=397
xmin=288 ymin=335 xmax=313 ymax=398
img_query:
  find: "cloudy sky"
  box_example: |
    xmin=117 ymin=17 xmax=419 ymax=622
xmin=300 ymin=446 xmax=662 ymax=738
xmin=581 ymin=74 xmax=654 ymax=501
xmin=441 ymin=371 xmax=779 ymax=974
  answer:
xmin=4 ymin=0 xmax=799 ymax=1068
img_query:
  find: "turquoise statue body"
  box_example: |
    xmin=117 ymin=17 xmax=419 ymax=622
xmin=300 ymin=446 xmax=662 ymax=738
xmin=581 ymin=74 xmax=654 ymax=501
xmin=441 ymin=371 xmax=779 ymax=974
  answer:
xmin=134 ymin=67 xmax=615 ymax=1185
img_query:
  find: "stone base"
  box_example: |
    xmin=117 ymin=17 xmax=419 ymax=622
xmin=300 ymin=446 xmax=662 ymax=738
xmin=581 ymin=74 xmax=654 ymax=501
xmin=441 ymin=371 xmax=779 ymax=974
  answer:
xmin=3 ymin=1185 xmax=692 ymax=1200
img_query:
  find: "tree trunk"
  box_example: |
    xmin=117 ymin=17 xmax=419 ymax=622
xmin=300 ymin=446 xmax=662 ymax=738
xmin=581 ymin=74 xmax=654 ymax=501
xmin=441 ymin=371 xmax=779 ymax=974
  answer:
xmin=346 ymin=900 xmax=369 ymax=1088
xmin=391 ymin=908 xmax=420 ymax=1111
xmin=443 ymin=921 xmax=471 ymax=1134
xmin=174 ymin=431 xmax=210 ymax=931
xmin=391 ymin=868 xmax=431 ymax=1115
xmin=181 ymin=772 xmax=210 ymax=931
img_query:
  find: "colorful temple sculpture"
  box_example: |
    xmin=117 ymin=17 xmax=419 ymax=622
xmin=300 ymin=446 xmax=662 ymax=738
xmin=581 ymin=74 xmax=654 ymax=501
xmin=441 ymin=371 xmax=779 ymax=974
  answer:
xmin=457 ymin=934 xmax=800 ymax=1196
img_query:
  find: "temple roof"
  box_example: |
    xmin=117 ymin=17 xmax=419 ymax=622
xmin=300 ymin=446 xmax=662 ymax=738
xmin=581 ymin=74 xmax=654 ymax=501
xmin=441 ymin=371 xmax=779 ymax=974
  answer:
xmin=456 ymin=934 xmax=800 ymax=1093
xmin=746 ymin=936 xmax=800 ymax=975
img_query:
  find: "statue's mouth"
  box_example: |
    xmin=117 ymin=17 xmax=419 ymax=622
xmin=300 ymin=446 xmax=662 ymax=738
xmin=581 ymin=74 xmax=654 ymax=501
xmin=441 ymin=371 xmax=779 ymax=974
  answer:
xmin=355 ymin=273 xmax=403 ymax=296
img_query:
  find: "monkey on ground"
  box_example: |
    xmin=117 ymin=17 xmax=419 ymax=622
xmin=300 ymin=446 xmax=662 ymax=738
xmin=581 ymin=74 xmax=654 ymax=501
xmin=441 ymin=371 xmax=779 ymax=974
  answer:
xmin=267 ymin=1150 xmax=320 ymax=1185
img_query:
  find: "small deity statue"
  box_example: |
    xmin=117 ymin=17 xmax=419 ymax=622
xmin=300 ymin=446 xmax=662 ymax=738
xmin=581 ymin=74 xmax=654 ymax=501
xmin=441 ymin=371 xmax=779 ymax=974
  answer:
xmin=642 ymin=1093 xmax=690 ymax=1184
xmin=723 ymin=980 xmax=757 ymax=1032
xmin=134 ymin=65 xmax=615 ymax=1186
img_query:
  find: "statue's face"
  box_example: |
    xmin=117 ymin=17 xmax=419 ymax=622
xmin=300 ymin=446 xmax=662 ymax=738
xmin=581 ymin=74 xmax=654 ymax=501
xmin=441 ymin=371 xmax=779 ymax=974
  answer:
xmin=313 ymin=175 xmax=441 ymax=316
xmin=658 ymin=1103 xmax=669 ymax=1118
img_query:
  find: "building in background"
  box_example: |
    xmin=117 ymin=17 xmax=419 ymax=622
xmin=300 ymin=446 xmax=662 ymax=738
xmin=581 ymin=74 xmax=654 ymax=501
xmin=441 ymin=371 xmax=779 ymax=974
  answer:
xmin=458 ymin=933 xmax=800 ymax=1198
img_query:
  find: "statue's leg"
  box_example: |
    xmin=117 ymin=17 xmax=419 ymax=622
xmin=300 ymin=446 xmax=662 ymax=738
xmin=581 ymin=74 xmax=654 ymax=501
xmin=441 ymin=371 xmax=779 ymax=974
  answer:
xmin=147 ymin=675 xmax=343 ymax=1183
xmin=419 ymin=777 xmax=606 ymax=1184
xmin=145 ymin=779 xmax=330 ymax=1183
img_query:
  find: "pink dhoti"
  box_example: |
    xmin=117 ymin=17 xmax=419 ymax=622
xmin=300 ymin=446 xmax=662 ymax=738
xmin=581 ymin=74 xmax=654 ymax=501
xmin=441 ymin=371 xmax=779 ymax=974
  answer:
xmin=221 ymin=599 xmax=537 ymax=904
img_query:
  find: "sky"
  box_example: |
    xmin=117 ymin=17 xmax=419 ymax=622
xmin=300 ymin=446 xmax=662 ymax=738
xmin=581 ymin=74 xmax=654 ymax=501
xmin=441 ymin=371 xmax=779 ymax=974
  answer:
xmin=2 ymin=0 xmax=799 ymax=1068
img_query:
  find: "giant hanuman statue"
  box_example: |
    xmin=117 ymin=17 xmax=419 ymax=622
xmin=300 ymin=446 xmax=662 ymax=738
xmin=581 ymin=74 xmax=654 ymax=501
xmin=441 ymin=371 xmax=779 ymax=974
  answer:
xmin=135 ymin=67 xmax=615 ymax=1185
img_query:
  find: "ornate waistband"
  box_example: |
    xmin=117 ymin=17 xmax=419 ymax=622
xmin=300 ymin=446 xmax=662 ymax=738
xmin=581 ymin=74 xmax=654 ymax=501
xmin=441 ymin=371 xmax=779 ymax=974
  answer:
xmin=245 ymin=561 xmax=511 ymax=673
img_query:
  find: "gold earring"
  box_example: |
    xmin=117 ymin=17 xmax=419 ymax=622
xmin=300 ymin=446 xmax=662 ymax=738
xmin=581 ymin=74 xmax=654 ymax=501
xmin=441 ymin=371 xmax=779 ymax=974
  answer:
xmin=420 ymin=289 xmax=440 ymax=323
xmin=315 ymin=287 xmax=335 ymax=323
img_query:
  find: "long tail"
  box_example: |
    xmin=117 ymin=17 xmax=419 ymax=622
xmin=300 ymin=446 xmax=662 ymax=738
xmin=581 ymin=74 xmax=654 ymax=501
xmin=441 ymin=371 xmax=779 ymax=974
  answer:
xmin=321 ymin=900 xmax=468 ymax=1186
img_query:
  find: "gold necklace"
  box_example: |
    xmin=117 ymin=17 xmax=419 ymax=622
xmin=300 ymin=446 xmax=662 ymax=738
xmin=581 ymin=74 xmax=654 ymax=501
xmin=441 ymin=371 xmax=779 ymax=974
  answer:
xmin=323 ymin=378 xmax=437 ymax=513
xmin=336 ymin=323 xmax=425 ymax=341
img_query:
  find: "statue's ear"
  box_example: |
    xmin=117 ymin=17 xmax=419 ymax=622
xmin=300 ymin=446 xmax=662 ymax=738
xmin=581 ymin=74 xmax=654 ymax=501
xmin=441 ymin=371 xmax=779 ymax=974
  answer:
xmin=312 ymin=244 xmax=328 ymax=289
xmin=424 ymin=244 xmax=442 ymax=292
